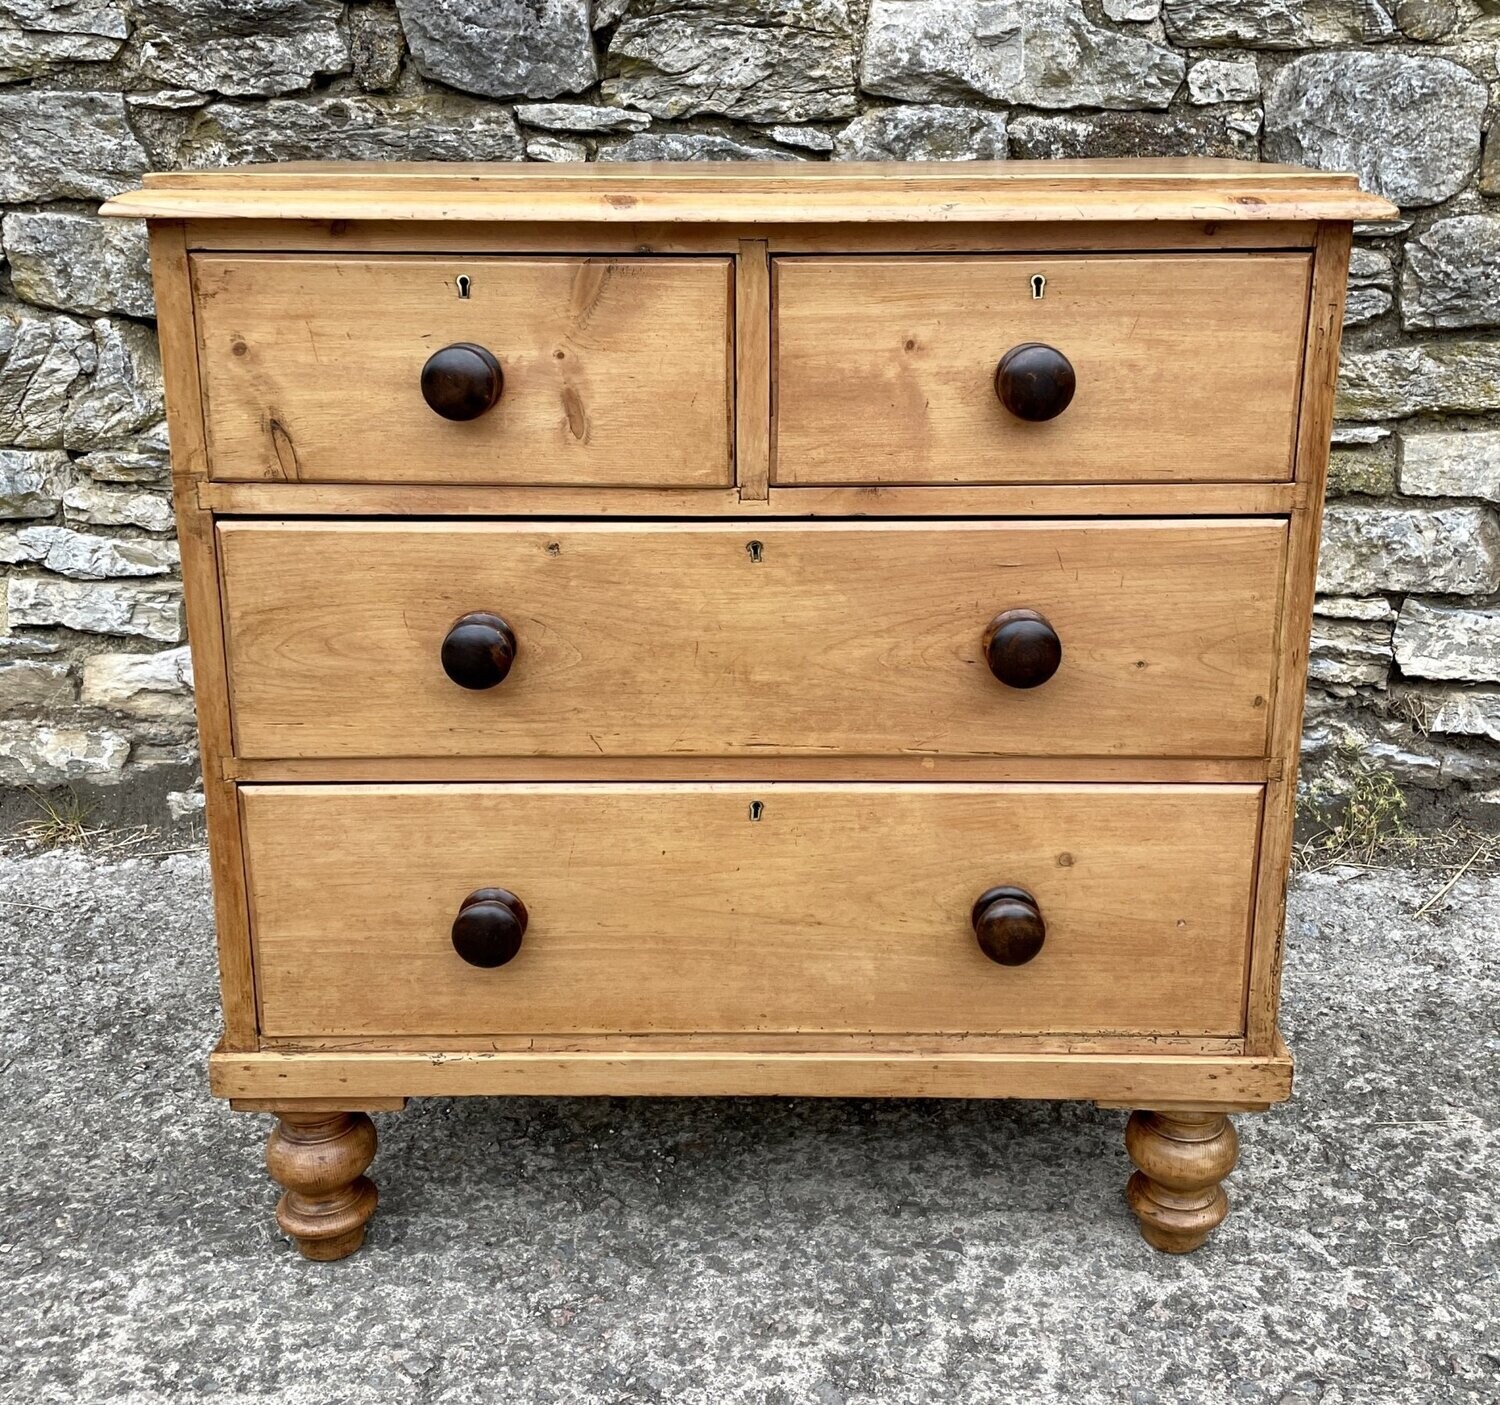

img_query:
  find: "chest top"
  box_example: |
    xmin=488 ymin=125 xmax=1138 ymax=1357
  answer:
xmin=103 ymin=156 xmax=1392 ymax=225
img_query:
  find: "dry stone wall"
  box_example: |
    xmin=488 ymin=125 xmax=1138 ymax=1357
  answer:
xmin=1 ymin=0 xmax=1498 ymax=820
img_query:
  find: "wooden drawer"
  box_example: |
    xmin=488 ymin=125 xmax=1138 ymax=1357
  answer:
xmin=192 ymin=255 xmax=733 ymax=486
xmin=218 ymin=519 xmax=1286 ymax=761
xmin=773 ymin=254 xmax=1310 ymax=485
xmin=241 ymin=782 xmax=1262 ymax=1038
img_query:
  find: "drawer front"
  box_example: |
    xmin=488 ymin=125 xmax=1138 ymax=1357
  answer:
xmin=773 ymin=254 xmax=1310 ymax=485
xmin=242 ymin=783 xmax=1261 ymax=1038
xmin=193 ymin=255 xmax=733 ymax=486
xmin=219 ymin=519 xmax=1285 ymax=761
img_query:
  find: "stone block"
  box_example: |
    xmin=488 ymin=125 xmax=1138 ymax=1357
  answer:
xmin=1401 ymin=215 xmax=1500 ymax=331
xmin=1337 ymin=343 xmax=1500 ymax=421
xmin=0 ymin=303 xmax=92 ymax=449
xmin=1317 ymin=504 xmax=1500 ymax=595
xmin=1399 ymin=429 xmax=1500 ymax=503
xmin=0 ymin=90 xmax=147 ymax=202
xmin=1164 ymin=0 xmax=1395 ymax=47
xmin=597 ymin=132 xmax=800 ymax=161
xmin=6 ymin=577 xmax=183 ymax=641
xmin=80 ymin=646 xmax=195 ymax=718
xmin=1264 ymin=53 xmax=1485 ymax=207
xmin=860 ymin=0 xmax=1184 ymax=110
xmin=398 ymin=0 xmax=595 ymax=99
xmin=1 ymin=213 xmax=154 ymax=320
xmin=1309 ymin=618 xmax=1393 ymax=688
xmin=0 ymin=449 xmax=67 ymax=519
xmin=833 ymin=105 xmax=1007 ymax=161
xmin=1186 ymin=59 xmax=1260 ymax=105
xmin=604 ymin=0 xmax=857 ymax=124
xmin=0 ymin=660 xmax=74 ymax=710
xmin=179 ymin=95 xmax=524 ymax=166
xmin=1394 ymin=600 xmax=1500 ymax=682
xmin=62 ymin=483 xmax=175 ymax=533
xmin=133 ymin=0 xmax=349 ymax=97
xmin=0 ymin=720 xmax=129 ymax=785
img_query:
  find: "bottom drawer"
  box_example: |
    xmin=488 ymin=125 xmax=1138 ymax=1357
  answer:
xmin=240 ymin=783 xmax=1262 ymax=1040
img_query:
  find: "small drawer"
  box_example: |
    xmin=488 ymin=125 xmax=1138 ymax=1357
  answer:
xmin=241 ymin=782 xmax=1261 ymax=1039
xmin=773 ymin=253 xmax=1310 ymax=486
xmin=217 ymin=518 xmax=1286 ymax=762
xmin=192 ymin=254 xmax=733 ymax=486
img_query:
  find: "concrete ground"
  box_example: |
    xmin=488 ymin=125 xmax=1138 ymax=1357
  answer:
xmin=0 ymin=849 xmax=1495 ymax=1405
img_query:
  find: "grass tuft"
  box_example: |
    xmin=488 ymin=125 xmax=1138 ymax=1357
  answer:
xmin=4 ymin=789 xmax=164 ymax=856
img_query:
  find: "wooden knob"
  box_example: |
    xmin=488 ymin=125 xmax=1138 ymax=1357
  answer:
xmin=972 ymin=886 xmax=1046 ymax=966
xmin=984 ymin=608 xmax=1062 ymax=689
xmin=441 ymin=611 xmax=516 ymax=690
xmin=995 ymin=342 xmax=1075 ymax=422
xmin=421 ymin=342 xmax=503 ymax=421
xmin=451 ymin=887 xmax=528 ymax=968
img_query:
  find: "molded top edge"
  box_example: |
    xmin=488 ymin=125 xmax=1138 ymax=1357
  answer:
xmin=100 ymin=159 xmax=1398 ymax=225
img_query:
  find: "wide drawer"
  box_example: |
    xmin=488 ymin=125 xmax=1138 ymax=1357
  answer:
xmin=773 ymin=254 xmax=1310 ymax=485
xmin=218 ymin=519 xmax=1286 ymax=760
xmin=192 ymin=255 xmax=733 ymax=486
xmin=241 ymin=783 xmax=1262 ymax=1038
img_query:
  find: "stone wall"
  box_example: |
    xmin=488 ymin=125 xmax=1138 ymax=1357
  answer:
xmin=1 ymin=0 xmax=1499 ymax=823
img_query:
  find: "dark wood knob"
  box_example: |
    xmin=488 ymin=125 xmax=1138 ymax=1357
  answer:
xmin=983 ymin=608 xmax=1061 ymax=689
xmin=995 ymin=342 xmax=1075 ymax=422
xmin=421 ymin=342 xmax=503 ymax=421
xmin=441 ymin=611 xmax=516 ymax=690
xmin=452 ymin=887 xmax=528 ymax=968
xmin=972 ymin=886 xmax=1046 ymax=966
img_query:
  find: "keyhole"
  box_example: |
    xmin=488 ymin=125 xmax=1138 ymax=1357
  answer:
xmin=1030 ymin=274 xmax=1046 ymax=300
xmin=746 ymin=540 xmax=763 ymax=563
xmin=456 ymin=274 xmax=472 ymax=299
xmin=748 ymin=801 xmax=764 ymax=821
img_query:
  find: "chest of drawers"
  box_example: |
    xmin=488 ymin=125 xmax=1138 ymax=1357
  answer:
xmin=103 ymin=160 xmax=1392 ymax=1260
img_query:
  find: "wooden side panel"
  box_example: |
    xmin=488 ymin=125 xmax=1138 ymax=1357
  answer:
xmin=217 ymin=519 xmax=1287 ymax=761
xmin=1246 ymin=223 xmax=1353 ymax=1053
xmin=148 ymin=223 xmax=258 ymax=1049
xmin=192 ymin=254 xmax=733 ymax=486
xmin=774 ymin=253 xmax=1311 ymax=484
xmin=239 ymin=783 xmax=1263 ymax=1039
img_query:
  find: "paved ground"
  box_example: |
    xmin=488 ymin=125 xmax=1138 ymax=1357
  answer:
xmin=0 ymin=848 xmax=1495 ymax=1405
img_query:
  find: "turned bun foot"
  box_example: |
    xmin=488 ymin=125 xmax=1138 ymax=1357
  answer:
xmin=265 ymin=1111 xmax=379 ymax=1261
xmin=1124 ymin=1110 xmax=1238 ymax=1254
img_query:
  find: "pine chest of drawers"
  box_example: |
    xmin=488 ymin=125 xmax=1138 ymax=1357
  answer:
xmin=103 ymin=160 xmax=1393 ymax=1259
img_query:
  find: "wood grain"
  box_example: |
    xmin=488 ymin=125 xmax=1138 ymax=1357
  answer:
xmin=148 ymin=222 xmax=259 ymax=1049
xmin=192 ymin=254 xmax=733 ymax=485
xmin=172 ymin=218 xmax=1322 ymax=256
xmin=265 ymin=1110 xmax=379 ymax=1260
xmin=223 ymin=755 xmax=1271 ymax=785
xmin=238 ymin=782 xmax=1262 ymax=1040
xmin=210 ymin=1046 xmax=1295 ymax=1106
xmin=217 ymin=518 xmax=1286 ymax=761
xmin=774 ymin=254 xmax=1311 ymax=484
xmin=1125 ymin=1110 xmax=1239 ymax=1253
xmin=100 ymin=158 xmax=1398 ymax=225
xmin=261 ymin=1032 xmax=1248 ymax=1056
xmin=196 ymin=480 xmax=1301 ymax=517
xmin=735 ymin=238 xmax=771 ymax=501
xmin=1246 ymin=223 xmax=1354 ymax=1054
